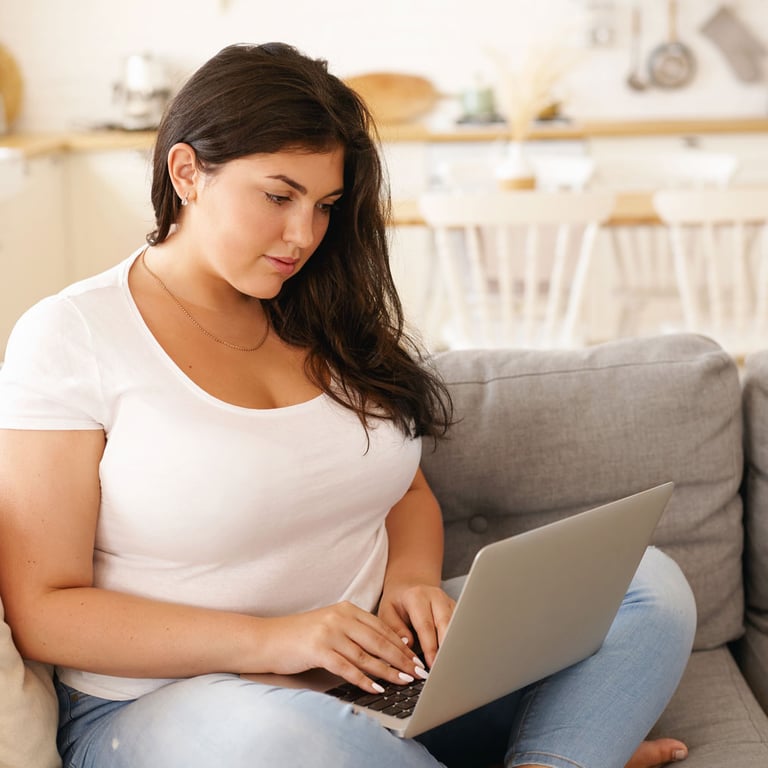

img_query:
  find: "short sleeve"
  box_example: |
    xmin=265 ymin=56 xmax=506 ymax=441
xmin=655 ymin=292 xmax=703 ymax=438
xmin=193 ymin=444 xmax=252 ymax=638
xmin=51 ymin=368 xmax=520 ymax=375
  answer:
xmin=0 ymin=295 xmax=105 ymax=430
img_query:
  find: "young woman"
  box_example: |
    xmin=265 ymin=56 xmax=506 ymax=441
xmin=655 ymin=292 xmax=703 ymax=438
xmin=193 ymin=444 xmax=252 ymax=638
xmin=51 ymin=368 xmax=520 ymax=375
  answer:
xmin=0 ymin=42 xmax=695 ymax=768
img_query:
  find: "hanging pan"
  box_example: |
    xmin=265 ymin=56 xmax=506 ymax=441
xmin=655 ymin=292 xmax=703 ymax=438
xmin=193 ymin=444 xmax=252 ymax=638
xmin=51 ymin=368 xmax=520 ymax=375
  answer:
xmin=647 ymin=0 xmax=696 ymax=88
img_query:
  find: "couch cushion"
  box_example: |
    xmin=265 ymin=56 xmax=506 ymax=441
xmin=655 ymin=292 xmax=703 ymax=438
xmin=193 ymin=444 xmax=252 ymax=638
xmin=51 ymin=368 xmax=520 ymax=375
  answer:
xmin=421 ymin=333 xmax=744 ymax=650
xmin=649 ymin=648 xmax=768 ymax=767
xmin=0 ymin=595 xmax=60 ymax=768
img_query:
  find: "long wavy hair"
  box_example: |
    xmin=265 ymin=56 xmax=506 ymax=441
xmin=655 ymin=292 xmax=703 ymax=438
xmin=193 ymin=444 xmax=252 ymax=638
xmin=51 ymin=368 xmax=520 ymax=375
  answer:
xmin=148 ymin=42 xmax=452 ymax=439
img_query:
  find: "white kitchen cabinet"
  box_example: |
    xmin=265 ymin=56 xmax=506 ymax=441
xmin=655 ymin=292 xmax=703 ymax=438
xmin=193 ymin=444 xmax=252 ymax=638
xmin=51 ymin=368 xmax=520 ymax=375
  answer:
xmin=587 ymin=134 xmax=768 ymax=187
xmin=67 ymin=149 xmax=155 ymax=281
xmin=380 ymin=142 xmax=433 ymax=336
xmin=0 ymin=154 xmax=69 ymax=356
xmin=0 ymin=148 xmax=155 ymax=356
xmin=697 ymin=133 xmax=768 ymax=186
xmin=381 ymin=142 xmax=430 ymax=198
xmin=387 ymin=224 xmax=434 ymax=342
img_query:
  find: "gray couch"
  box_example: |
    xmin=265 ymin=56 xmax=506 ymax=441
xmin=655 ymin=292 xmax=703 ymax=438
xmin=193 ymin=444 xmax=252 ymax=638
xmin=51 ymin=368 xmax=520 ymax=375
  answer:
xmin=421 ymin=333 xmax=768 ymax=767
xmin=3 ymin=332 xmax=768 ymax=767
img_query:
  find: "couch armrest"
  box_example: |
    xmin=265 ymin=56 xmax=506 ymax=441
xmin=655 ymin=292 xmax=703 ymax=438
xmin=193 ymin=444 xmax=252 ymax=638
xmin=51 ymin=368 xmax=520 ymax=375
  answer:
xmin=735 ymin=623 xmax=768 ymax=714
xmin=0 ymin=596 xmax=61 ymax=768
xmin=741 ymin=350 xmax=768 ymax=711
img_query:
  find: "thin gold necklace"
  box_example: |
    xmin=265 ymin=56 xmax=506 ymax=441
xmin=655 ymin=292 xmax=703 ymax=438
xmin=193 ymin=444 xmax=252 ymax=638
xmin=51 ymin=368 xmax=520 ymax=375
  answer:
xmin=141 ymin=249 xmax=270 ymax=353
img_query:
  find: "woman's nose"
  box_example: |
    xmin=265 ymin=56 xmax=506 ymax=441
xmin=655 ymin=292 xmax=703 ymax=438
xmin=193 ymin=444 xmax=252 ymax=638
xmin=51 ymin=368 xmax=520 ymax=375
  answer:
xmin=283 ymin=208 xmax=315 ymax=249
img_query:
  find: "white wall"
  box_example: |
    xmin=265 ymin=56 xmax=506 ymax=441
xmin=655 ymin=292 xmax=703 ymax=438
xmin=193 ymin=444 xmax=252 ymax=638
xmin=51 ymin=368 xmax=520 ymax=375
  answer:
xmin=2 ymin=0 xmax=767 ymax=132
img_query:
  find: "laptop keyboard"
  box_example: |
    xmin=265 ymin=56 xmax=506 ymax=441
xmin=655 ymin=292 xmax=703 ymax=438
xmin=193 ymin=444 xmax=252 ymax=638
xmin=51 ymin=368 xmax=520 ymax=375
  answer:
xmin=327 ymin=678 xmax=425 ymax=719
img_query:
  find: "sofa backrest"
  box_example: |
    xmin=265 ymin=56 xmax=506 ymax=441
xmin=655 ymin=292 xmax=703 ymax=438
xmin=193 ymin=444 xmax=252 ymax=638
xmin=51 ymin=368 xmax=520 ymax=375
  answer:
xmin=421 ymin=333 xmax=744 ymax=651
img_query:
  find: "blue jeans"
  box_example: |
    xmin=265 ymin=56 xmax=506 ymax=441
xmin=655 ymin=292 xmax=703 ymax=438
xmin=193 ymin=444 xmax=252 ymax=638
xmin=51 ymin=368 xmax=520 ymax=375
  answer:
xmin=56 ymin=547 xmax=695 ymax=768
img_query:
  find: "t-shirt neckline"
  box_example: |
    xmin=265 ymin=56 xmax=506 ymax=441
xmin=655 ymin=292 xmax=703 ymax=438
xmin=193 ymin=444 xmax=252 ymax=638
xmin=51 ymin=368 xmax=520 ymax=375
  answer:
xmin=119 ymin=247 xmax=326 ymax=414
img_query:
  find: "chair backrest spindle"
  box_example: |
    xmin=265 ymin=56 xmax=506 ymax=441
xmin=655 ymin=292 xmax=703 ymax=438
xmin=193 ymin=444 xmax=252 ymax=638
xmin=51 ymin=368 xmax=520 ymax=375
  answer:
xmin=418 ymin=190 xmax=615 ymax=349
xmin=653 ymin=186 xmax=768 ymax=360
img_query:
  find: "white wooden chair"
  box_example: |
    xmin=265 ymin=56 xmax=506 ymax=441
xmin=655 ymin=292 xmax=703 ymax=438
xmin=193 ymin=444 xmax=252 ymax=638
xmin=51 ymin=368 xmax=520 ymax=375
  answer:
xmin=653 ymin=186 xmax=768 ymax=361
xmin=595 ymin=151 xmax=740 ymax=339
xmin=418 ymin=190 xmax=616 ymax=350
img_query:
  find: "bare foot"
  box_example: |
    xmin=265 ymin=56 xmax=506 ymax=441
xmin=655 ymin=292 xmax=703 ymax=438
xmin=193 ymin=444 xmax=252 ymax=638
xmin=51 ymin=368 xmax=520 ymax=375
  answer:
xmin=625 ymin=738 xmax=688 ymax=768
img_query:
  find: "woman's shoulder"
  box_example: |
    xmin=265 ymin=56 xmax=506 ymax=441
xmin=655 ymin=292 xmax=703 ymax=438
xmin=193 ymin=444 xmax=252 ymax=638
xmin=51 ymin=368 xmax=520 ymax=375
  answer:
xmin=3 ymin=255 xmax=134 ymax=362
xmin=0 ymin=256 xmax=139 ymax=429
xmin=57 ymin=254 xmax=134 ymax=305
xmin=25 ymin=255 xmax=131 ymax=319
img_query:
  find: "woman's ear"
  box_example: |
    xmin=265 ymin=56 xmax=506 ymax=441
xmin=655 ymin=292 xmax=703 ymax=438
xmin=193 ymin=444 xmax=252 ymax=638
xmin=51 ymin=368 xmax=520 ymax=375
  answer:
xmin=167 ymin=143 xmax=199 ymax=205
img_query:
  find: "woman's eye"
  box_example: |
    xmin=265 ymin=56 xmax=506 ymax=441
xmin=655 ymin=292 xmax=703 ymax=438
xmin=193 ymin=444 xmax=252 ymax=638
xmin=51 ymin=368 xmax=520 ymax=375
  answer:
xmin=265 ymin=193 xmax=290 ymax=205
xmin=318 ymin=200 xmax=341 ymax=215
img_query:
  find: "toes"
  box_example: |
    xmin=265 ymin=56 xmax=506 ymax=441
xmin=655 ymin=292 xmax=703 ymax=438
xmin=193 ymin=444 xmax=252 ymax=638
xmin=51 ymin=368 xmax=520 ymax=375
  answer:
xmin=625 ymin=738 xmax=688 ymax=768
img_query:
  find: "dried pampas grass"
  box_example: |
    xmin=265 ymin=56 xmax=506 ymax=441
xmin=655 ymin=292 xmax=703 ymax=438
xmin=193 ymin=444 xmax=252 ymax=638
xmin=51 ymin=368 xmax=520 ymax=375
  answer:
xmin=489 ymin=39 xmax=581 ymax=141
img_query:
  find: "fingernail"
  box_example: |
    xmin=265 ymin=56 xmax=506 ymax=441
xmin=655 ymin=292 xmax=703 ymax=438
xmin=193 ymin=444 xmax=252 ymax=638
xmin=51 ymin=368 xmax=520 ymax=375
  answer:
xmin=413 ymin=655 xmax=426 ymax=667
xmin=401 ymin=637 xmax=409 ymax=644
xmin=372 ymin=682 xmax=385 ymax=693
xmin=414 ymin=666 xmax=429 ymax=680
xmin=672 ymin=749 xmax=687 ymax=761
xmin=398 ymin=672 xmax=415 ymax=683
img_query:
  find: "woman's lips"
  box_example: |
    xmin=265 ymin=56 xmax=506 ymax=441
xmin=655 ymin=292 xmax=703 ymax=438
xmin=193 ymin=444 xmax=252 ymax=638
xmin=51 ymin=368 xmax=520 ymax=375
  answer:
xmin=265 ymin=255 xmax=298 ymax=276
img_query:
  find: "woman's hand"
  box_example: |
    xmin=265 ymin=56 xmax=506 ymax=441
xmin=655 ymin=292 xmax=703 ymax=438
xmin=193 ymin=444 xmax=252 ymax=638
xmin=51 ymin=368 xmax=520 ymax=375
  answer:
xmin=259 ymin=602 xmax=429 ymax=694
xmin=377 ymin=583 xmax=456 ymax=669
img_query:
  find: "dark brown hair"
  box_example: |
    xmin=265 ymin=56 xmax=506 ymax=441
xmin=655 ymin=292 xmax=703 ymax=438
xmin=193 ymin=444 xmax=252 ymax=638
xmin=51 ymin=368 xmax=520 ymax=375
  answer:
xmin=148 ymin=42 xmax=451 ymax=439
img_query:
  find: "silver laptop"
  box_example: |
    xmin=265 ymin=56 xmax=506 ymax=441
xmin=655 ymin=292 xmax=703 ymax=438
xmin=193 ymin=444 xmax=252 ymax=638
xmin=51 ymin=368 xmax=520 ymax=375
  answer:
xmin=243 ymin=481 xmax=674 ymax=738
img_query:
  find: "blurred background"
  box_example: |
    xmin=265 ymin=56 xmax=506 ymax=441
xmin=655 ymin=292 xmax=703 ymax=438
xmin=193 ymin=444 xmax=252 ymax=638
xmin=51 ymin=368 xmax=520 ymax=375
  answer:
xmin=2 ymin=0 xmax=766 ymax=129
xmin=1 ymin=0 xmax=767 ymax=357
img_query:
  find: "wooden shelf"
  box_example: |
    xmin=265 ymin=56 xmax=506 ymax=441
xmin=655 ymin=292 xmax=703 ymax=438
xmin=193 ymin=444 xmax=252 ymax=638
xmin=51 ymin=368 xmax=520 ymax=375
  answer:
xmin=2 ymin=118 xmax=767 ymax=157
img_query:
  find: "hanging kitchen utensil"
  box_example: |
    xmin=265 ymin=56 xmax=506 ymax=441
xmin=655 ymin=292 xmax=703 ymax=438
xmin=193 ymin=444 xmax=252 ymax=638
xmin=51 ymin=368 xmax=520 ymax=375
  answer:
xmin=647 ymin=0 xmax=696 ymax=89
xmin=626 ymin=3 xmax=647 ymax=91
xmin=700 ymin=5 xmax=766 ymax=83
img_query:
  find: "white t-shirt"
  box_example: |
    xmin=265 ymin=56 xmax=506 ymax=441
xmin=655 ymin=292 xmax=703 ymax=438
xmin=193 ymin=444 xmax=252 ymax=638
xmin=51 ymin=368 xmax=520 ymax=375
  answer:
xmin=0 ymin=250 xmax=422 ymax=700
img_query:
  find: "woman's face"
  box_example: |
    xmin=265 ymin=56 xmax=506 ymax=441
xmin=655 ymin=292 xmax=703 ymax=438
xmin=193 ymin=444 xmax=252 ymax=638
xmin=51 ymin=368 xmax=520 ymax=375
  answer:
xmin=185 ymin=147 xmax=345 ymax=300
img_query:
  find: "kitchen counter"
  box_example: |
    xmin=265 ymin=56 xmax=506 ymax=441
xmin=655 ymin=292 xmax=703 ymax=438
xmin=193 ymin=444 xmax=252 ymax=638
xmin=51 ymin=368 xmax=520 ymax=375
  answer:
xmin=2 ymin=118 xmax=767 ymax=157
xmin=392 ymin=190 xmax=660 ymax=228
xmin=379 ymin=116 xmax=768 ymax=142
xmin=0 ymin=129 xmax=156 ymax=157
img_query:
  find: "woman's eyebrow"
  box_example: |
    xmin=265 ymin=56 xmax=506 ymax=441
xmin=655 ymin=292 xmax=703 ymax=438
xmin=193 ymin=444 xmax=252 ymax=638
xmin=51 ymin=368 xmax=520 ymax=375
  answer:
xmin=267 ymin=174 xmax=344 ymax=198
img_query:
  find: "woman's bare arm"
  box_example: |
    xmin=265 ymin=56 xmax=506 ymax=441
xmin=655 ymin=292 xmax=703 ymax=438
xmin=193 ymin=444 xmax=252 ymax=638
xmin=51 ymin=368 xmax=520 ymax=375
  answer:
xmin=0 ymin=429 xmax=422 ymax=691
xmin=378 ymin=467 xmax=455 ymax=667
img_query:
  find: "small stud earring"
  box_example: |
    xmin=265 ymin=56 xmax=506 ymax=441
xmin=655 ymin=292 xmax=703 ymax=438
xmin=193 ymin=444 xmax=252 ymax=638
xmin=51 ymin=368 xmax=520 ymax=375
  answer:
xmin=180 ymin=193 xmax=189 ymax=207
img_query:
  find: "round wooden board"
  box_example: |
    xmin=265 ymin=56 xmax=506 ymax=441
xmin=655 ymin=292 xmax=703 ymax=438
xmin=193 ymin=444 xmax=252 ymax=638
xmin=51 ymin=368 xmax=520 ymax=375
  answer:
xmin=0 ymin=44 xmax=23 ymax=127
xmin=345 ymin=72 xmax=438 ymax=125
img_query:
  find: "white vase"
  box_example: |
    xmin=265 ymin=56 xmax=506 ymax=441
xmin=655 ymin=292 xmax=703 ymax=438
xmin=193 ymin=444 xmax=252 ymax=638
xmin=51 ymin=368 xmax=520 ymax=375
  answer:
xmin=495 ymin=141 xmax=536 ymax=190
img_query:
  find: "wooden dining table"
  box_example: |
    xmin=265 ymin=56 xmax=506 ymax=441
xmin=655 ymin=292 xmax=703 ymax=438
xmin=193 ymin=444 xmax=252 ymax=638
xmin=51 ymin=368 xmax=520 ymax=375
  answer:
xmin=391 ymin=190 xmax=659 ymax=228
